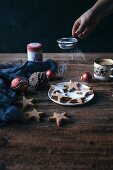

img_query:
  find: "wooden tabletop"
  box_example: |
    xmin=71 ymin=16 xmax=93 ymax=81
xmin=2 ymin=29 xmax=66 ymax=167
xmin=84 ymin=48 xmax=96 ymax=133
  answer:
xmin=0 ymin=53 xmax=113 ymax=170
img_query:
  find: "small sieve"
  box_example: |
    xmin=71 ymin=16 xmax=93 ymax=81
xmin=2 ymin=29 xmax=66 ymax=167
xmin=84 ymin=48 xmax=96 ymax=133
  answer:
xmin=57 ymin=37 xmax=78 ymax=50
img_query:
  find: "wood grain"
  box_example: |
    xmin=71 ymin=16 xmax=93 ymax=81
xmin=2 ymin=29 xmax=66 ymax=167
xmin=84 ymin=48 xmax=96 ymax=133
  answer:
xmin=0 ymin=53 xmax=113 ymax=170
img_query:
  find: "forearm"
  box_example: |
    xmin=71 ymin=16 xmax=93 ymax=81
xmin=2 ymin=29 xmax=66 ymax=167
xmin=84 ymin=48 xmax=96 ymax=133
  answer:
xmin=91 ymin=0 xmax=113 ymax=20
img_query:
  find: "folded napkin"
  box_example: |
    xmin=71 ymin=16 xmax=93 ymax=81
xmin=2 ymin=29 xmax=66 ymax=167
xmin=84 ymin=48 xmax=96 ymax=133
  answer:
xmin=0 ymin=59 xmax=57 ymax=127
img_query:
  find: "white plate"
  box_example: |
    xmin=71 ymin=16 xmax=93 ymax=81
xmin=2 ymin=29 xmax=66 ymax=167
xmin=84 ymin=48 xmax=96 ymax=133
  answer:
xmin=48 ymin=82 xmax=94 ymax=106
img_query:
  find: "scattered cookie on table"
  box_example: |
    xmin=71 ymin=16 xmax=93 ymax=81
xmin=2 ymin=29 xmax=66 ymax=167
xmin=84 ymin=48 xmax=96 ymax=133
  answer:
xmin=25 ymin=108 xmax=44 ymax=121
xmin=22 ymin=96 xmax=35 ymax=110
xmin=49 ymin=112 xmax=70 ymax=127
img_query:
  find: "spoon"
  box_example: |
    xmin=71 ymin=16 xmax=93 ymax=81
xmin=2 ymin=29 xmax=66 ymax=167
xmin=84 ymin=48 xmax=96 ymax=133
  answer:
xmin=57 ymin=37 xmax=78 ymax=50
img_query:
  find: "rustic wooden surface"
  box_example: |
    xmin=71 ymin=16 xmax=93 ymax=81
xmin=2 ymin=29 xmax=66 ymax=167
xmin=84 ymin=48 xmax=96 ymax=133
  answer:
xmin=0 ymin=53 xmax=113 ymax=170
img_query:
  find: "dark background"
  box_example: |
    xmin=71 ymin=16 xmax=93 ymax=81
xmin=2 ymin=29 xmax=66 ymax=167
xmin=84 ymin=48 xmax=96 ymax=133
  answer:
xmin=0 ymin=0 xmax=113 ymax=53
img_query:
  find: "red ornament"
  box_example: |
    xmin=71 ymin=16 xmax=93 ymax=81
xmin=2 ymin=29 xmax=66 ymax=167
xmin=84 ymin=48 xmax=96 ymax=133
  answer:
xmin=46 ymin=69 xmax=55 ymax=79
xmin=81 ymin=72 xmax=93 ymax=83
xmin=11 ymin=77 xmax=28 ymax=93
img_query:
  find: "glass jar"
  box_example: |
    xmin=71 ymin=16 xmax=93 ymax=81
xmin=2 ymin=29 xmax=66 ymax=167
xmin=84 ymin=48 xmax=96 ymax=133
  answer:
xmin=27 ymin=42 xmax=43 ymax=61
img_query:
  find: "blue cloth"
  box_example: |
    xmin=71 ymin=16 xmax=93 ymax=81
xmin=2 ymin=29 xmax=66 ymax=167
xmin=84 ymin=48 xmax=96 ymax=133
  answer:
xmin=0 ymin=59 xmax=57 ymax=127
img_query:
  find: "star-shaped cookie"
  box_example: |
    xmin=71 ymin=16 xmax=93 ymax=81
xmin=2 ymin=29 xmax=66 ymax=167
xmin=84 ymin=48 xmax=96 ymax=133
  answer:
xmin=49 ymin=112 xmax=70 ymax=127
xmin=64 ymin=80 xmax=80 ymax=92
xmin=25 ymin=108 xmax=44 ymax=121
xmin=18 ymin=96 xmax=35 ymax=110
xmin=51 ymin=92 xmax=71 ymax=103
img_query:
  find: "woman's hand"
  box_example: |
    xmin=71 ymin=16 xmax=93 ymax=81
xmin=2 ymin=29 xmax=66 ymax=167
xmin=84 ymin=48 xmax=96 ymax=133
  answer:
xmin=72 ymin=9 xmax=100 ymax=38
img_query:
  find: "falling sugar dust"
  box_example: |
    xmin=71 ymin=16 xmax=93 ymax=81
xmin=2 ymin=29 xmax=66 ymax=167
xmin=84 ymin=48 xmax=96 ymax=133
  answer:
xmin=57 ymin=47 xmax=85 ymax=81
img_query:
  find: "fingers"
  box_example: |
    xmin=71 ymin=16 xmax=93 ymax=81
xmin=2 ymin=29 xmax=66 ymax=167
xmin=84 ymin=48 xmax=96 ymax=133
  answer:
xmin=76 ymin=20 xmax=86 ymax=35
xmin=72 ymin=19 xmax=87 ymax=38
xmin=72 ymin=18 xmax=93 ymax=39
xmin=72 ymin=20 xmax=93 ymax=38
xmin=72 ymin=20 xmax=80 ymax=37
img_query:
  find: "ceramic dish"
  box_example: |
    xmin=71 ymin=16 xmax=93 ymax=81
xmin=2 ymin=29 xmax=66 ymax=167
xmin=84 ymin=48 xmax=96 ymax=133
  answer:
xmin=48 ymin=82 xmax=94 ymax=106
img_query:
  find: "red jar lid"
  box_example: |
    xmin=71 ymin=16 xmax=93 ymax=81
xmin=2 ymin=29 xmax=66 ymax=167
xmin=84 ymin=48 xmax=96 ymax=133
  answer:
xmin=27 ymin=43 xmax=42 ymax=52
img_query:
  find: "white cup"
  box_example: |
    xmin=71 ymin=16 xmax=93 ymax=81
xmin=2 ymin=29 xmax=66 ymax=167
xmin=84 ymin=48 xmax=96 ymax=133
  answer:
xmin=94 ymin=58 xmax=113 ymax=81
